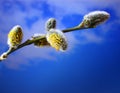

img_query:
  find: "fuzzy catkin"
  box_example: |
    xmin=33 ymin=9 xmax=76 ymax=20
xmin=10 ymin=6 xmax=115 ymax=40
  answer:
xmin=33 ymin=34 xmax=50 ymax=47
xmin=45 ymin=18 xmax=56 ymax=31
xmin=7 ymin=25 xmax=23 ymax=48
xmin=46 ymin=29 xmax=68 ymax=51
xmin=83 ymin=11 xmax=110 ymax=28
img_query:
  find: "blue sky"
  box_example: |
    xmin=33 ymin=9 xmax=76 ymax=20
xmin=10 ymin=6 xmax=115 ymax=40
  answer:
xmin=0 ymin=0 xmax=120 ymax=93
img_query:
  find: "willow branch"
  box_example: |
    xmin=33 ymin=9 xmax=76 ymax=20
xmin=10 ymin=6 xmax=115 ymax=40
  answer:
xmin=11 ymin=22 xmax=89 ymax=54
xmin=0 ymin=11 xmax=110 ymax=61
xmin=0 ymin=23 xmax=88 ymax=61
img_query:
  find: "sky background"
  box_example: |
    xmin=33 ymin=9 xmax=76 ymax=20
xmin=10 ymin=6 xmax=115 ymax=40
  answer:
xmin=0 ymin=0 xmax=120 ymax=93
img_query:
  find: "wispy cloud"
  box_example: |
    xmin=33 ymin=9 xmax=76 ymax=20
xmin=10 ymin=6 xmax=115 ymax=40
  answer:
xmin=45 ymin=0 xmax=120 ymax=17
xmin=79 ymin=31 xmax=103 ymax=44
xmin=0 ymin=0 xmax=119 ymax=69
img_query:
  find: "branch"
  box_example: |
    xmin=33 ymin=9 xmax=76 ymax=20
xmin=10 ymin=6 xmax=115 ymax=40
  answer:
xmin=0 ymin=11 xmax=110 ymax=61
xmin=0 ymin=23 xmax=87 ymax=61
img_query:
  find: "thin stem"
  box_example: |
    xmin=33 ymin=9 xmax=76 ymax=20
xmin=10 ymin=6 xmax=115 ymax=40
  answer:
xmin=7 ymin=36 xmax=46 ymax=55
xmin=62 ymin=22 xmax=92 ymax=33
xmin=62 ymin=26 xmax=81 ymax=33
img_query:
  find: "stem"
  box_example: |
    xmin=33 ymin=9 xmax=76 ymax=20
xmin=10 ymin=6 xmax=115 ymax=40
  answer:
xmin=7 ymin=36 xmax=46 ymax=55
xmin=62 ymin=26 xmax=81 ymax=33
xmin=62 ymin=22 xmax=92 ymax=33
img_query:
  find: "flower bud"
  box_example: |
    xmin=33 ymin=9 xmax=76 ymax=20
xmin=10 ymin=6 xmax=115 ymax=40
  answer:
xmin=81 ymin=11 xmax=110 ymax=28
xmin=45 ymin=18 xmax=56 ymax=31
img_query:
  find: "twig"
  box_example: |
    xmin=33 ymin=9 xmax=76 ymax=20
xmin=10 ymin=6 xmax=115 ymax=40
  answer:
xmin=0 ymin=23 xmax=87 ymax=61
xmin=0 ymin=11 xmax=110 ymax=61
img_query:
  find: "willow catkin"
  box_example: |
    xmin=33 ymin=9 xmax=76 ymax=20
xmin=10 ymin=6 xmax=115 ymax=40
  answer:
xmin=7 ymin=25 xmax=23 ymax=48
xmin=45 ymin=18 xmax=56 ymax=31
xmin=46 ymin=29 xmax=68 ymax=51
xmin=32 ymin=34 xmax=50 ymax=47
xmin=82 ymin=11 xmax=110 ymax=28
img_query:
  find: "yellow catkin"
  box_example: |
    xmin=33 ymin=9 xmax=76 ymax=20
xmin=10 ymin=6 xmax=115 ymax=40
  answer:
xmin=34 ymin=38 xmax=50 ymax=47
xmin=8 ymin=25 xmax=23 ymax=48
xmin=47 ymin=29 xmax=67 ymax=51
xmin=32 ymin=34 xmax=50 ymax=47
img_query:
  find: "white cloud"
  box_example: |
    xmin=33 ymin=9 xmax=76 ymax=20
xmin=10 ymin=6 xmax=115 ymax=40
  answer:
xmin=46 ymin=0 xmax=120 ymax=16
xmin=80 ymin=31 xmax=103 ymax=44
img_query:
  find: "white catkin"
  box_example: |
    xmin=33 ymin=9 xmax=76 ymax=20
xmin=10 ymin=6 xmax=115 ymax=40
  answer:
xmin=83 ymin=11 xmax=110 ymax=27
xmin=84 ymin=11 xmax=110 ymax=19
xmin=45 ymin=18 xmax=56 ymax=31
